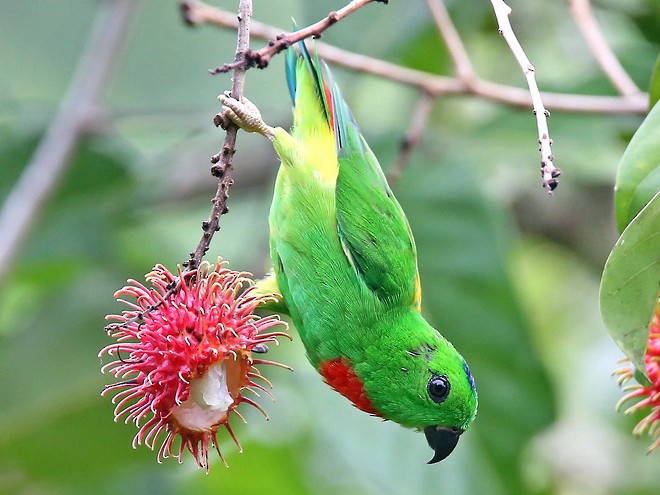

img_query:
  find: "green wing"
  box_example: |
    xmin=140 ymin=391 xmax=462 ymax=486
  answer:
xmin=335 ymin=122 xmax=420 ymax=308
xmin=276 ymin=47 xmax=421 ymax=311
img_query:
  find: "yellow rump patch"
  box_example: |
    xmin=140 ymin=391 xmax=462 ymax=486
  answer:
xmin=299 ymin=128 xmax=337 ymax=186
xmin=414 ymin=271 xmax=422 ymax=312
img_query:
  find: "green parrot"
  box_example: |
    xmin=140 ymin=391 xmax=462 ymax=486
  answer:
xmin=218 ymin=45 xmax=477 ymax=463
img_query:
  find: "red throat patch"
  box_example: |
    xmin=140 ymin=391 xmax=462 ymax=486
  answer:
xmin=319 ymin=358 xmax=380 ymax=416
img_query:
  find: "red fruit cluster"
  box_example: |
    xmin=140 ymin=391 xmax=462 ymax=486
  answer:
xmin=615 ymin=301 xmax=660 ymax=452
xmin=100 ymin=260 xmax=288 ymax=470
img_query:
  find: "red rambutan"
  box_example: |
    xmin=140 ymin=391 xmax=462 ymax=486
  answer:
xmin=614 ymin=300 xmax=660 ymax=453
xmin=99 ymin=259 xmax=289 ymax=470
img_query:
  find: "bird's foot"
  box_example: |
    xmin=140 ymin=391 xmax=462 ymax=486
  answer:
xmin=216 ymin=92 xmax=275 ymax=139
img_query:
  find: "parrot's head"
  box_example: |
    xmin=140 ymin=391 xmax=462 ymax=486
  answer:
xmin=358 ymin=310 xmax=478 ymax=464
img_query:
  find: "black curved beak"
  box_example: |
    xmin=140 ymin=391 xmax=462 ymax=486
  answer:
xmin=424 ymin=426 xmax=463 ymax=464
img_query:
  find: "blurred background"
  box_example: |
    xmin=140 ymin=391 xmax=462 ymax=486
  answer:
xmin=1 ymin=0 xmax=659 ymax=494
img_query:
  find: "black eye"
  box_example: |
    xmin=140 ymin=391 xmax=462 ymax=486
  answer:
xmin=427 ymin=374 xmax=451 ymax=404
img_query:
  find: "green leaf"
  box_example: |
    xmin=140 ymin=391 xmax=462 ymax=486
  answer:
xmin=649 ymin=53 xmax=660 ymax=109
xmin=600 ymin=190 xmax=660 ymax=374
xmin=615 ymin=102 xmax=660 ymax=232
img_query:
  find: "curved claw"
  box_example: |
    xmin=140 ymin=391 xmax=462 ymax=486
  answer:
xmin=217 ymin=93 xmax=275 ymax=139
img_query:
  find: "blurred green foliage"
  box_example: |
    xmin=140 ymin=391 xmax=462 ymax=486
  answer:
xmin=1 ymin=1 xmax=659 ymax=494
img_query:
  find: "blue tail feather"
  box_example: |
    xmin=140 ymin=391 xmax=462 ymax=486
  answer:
xmin=285 ymin=47 xmax=298 ymax=101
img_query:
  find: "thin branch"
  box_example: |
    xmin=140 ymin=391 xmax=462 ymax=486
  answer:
xmin=426 ymin=0 xmax=475 ymax=83
xmin=0 ymin=0 xmax=138 ymax=287
xmin=490 ymin=0 xmax=559 ymax=193
xmin=185 ymin=0 xmax=252 ymax=270
xmin=183 ymin=0 xmax=648 ymax=115
xmin=469 ymin=79 xmax=644 ymax=113
xmin=186 ymin=0 xmax=382 ymax=74
xmin=568 ymin=0 xmax=641 ymax=97
xmin=387 ymin=91 xmax=435 ymax=187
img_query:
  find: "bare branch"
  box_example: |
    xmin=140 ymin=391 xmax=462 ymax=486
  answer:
xmin=387 ymin=91 xmax=435 ymax=187
xmin=190 ymin=0 xmax=382 ymax=74
xmin=185 ymin=0 xmax=253 ymax=271
xmin=0 ymin=0 xmax=138 ymax=286
xmin=184 ymin=0 xmax=647 ymax=115
xmin=470 ymin=79 xmax=645 ymax=113
xmin=568 ymin=0 xmax=641 ymax=97
xmin=489 ymin=0 xmax=560 ymax=193
xmin=426 ymin=0 xmax=475 ymax=83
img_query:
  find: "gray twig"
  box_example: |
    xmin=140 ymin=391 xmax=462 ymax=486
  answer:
xmin=185 ymin=0 xmax=381 ymax=74
xmin=185 ymin=0 xmax=253 ymax=270
xmin=489 ymin=0 xmax=560 ymax=193
xmin=388 ymin=92 xmax=435 ymax=187
xmin=568 ymin=0 xmax=641 ymax=97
